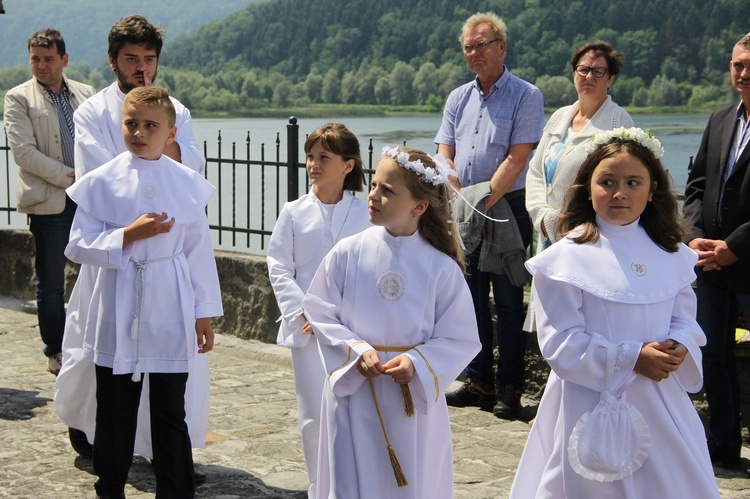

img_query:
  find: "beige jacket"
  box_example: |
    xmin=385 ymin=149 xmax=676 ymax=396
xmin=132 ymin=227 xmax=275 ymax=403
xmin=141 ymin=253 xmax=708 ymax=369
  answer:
xmin=4 ymin=76 xmax=95 ymax=214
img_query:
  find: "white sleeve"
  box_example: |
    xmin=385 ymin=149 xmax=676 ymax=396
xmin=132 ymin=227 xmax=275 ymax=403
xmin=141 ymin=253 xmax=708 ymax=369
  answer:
xmin=64 ymin=208 xmax=132 ymax=269
xmin=73 ymin=103 xmax=116 ymax=179
xmin=267 ymin=205 xmax=307 ymax=340
xmin=173 ymin=103 xmax=205 ymax=175
xmin=533 ymin=272 xmax=641 ymax=394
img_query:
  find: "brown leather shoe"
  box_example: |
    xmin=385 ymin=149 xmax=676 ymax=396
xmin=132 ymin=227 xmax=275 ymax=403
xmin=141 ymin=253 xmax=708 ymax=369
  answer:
xmin=445 ymin=379 xmax=496 ymax=408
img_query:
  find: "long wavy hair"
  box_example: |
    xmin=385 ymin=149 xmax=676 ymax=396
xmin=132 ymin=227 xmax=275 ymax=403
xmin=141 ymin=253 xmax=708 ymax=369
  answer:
xmin=555 ymin=141 xmax=684 ymax=252
xmin=386 ymin=147 xmax=465 ymax=272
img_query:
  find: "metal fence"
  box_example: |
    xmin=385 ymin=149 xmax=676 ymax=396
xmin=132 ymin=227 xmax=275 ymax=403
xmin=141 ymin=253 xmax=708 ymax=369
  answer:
xmin=0 ymin=117 xmax=379 ymax=254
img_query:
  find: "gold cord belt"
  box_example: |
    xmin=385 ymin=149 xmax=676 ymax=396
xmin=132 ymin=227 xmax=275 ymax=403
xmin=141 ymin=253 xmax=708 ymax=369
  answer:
xmin=327 ymin=341 xmax=441 ymax=487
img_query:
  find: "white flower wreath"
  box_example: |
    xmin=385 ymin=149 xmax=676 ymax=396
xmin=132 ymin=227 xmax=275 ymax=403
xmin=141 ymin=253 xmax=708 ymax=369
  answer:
xmin=586 ymin=127 xmax=664 ymax=159
xmin=381 ymin=146 xmax=457 ymax=185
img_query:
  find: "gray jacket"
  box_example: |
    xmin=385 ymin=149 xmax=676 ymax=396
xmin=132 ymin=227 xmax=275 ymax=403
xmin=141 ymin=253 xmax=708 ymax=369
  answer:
xmin=454 ymin=181 xmax=530 ymax=286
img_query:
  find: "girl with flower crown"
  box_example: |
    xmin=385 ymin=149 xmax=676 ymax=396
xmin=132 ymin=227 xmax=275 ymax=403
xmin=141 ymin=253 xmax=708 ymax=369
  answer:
xmin=510 ymin=128 xmax=719 ymax=498
xmin=302 ymin=147 xmax=480 ymax=498
xmin=267 ymin=123 xmax=370 ymax=498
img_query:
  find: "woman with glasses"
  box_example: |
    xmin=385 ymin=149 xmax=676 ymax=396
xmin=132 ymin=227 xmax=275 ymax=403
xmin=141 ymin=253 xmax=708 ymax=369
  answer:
xmin=524 ymin=40 xmax=634 ymax=332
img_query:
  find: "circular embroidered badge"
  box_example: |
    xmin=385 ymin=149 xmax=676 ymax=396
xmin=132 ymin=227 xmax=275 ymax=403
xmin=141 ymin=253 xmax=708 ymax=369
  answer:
xmin=142 ymin=185 xmax=156 ymax=199
xmin=630 ymin=261 xmax=647 ymax=278
xmin=377 ymin=271 xmax=405 ymax=301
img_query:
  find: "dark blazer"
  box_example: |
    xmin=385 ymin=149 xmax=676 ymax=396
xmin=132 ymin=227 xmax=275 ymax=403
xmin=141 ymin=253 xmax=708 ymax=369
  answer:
xmin=684 ymin=102 xmax=750 ymax=292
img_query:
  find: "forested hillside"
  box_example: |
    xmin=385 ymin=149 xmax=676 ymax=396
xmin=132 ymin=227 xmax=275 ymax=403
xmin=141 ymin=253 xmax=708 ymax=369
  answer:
xmin=1 ymin=0 xmax=747 ymax=114
xmin=0 ymin=0 xmax=258 ymax=68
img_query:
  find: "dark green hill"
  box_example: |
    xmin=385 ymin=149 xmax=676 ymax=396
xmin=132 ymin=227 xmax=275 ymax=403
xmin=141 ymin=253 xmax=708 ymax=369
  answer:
xmin=0 ymin=0 xmax=261 ymax=68
xmin=1 ymin=0 xmax=747 ymax=114
xmin=162 ymin=0 xmax=747 ymax=87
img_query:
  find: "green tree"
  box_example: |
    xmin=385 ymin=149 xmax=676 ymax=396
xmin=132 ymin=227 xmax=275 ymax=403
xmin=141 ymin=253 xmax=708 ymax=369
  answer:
xmin=413 ymin=62 xmax=438 ymax=104
xmin=647 ymin=75 xmax=685 ymax=106
xmin=321 ymin=68 xmax=340 ymax=104
xmin=305 ymin=71 xmax=324 ymax=103
xmin=609 ymin=76 xmax=644 ymax=108
xmin=374 ymin=76 xmax=391 ymax=105
xmin=340 ymin=71 xmax=357 ymax=104
xmin=389 ymin=61 xmax=416 ymax=105
xmin=534 ymin=75 xmax=576 ymax=108
xmin=272 ymin=77 xmax=292 ymax=108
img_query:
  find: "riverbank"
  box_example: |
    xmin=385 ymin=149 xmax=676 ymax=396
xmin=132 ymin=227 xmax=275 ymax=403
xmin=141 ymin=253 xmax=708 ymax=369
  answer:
xmin=189 ymin=103 xmax=722 ymax=120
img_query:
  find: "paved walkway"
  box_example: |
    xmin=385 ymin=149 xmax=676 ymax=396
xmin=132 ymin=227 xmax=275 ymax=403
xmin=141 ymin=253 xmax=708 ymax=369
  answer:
xmin=1 ymin=296 xmax=749 ymax=498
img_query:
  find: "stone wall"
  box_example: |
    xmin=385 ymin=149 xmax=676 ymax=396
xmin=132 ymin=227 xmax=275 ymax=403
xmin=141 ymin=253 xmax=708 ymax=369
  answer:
xmin=0 ymin=229 xmax=280 ymax=343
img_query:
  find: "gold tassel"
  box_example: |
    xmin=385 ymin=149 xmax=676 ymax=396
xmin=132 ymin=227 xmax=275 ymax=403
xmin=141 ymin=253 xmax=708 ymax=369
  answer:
xmin=400 ymin=384 xmax=414 ymax=417
xmin=388 ymin=444 xmax=409 ymax=487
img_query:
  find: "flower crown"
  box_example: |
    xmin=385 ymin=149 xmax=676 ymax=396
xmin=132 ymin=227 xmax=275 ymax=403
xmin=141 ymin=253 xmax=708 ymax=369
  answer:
xmin=586 ymin=127 xmax=664 ymax=159
xmin=381 ymin=146 xmax=457 ymax=186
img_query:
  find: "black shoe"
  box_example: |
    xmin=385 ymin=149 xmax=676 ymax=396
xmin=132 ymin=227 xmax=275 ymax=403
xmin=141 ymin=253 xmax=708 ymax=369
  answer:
xmin=194 ymin=467 xmax=207 ymax=485
xmin=445 ymin=379 xmax=496 ymax=408
xmin=96 ymin=494 xmax=126 ymax=499
xmin=493 ymin=384 xmax=522 ymax=420
xmin=68 ymin=427 xmax=93 ymax=458
xmin=708 ymin=437 xmax=741 ymax=469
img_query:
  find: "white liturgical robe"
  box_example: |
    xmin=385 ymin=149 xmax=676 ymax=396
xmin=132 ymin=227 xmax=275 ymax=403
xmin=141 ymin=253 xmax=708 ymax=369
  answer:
xmin=55 ymin=153 xmax=221 ymax=455
xmin=510 ymin=217 xmax=719 ymax=498
xmin=267 ymin=189 xmax=370 ymax=498
xmin=303 ymin=226 xmax=481 ymax=499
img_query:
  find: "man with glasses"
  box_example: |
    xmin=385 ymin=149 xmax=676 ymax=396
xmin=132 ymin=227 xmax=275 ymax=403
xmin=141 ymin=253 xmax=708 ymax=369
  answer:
xmin=684 ymin=32 xmax=750 ymax=469
xmin=435 ymin=12 xmax=544 ymax=420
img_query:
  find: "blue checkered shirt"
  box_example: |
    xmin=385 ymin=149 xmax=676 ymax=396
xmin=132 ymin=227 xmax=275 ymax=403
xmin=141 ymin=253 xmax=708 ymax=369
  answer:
xmin=434 ymin=67 xmax=544 ymax=191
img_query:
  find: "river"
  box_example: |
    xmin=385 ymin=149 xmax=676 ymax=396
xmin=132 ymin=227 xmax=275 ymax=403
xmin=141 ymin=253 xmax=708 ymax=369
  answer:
xmin=193 ymin=112 xmax=709 ymax=190
xmin=0 ymin=113 xmax=710 ymax=253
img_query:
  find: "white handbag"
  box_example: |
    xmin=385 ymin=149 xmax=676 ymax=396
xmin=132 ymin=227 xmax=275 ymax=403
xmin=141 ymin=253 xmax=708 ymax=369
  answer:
xmin=568 ymin=344 xmax=651 ymax=482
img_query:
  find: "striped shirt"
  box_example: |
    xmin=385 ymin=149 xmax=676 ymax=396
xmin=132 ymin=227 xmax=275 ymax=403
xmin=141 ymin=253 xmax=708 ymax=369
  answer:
xmin=43 ymin=82 xmax=75 ymax=168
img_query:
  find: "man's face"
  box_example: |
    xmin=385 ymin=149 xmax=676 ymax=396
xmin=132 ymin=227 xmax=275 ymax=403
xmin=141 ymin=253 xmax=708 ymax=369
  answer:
xmin=29 ymin=45 xmax=68 ymax=88
xmin=462 ymin=22 xmax=505 ymax=80
xmin=109 ymin=42 xmax=159 ymax=93
xmin=730 ymin=44 xmax=750 ymax=103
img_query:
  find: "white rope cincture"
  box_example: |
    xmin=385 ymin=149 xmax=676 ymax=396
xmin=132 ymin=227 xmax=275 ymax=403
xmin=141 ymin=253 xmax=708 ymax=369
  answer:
xmin=129 ymin=251 xmax=183 ymax=382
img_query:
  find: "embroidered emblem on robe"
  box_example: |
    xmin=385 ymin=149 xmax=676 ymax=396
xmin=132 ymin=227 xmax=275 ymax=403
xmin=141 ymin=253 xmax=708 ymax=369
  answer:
xmin=377 ymin=271 xmax=405 ymax=301
xmin=630 ymin=261 xmax=647 ymax=277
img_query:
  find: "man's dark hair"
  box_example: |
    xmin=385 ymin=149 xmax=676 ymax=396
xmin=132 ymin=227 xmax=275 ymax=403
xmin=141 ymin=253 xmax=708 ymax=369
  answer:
xmin=108 ymin=15 xmax=165 ymax=59
xmin=28 ymin=28 xmax=66 ymax=57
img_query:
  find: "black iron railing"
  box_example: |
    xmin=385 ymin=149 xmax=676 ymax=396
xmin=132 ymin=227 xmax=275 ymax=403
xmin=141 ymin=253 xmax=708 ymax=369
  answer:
xmin=0 ymin=117 xmax=378 ymax=253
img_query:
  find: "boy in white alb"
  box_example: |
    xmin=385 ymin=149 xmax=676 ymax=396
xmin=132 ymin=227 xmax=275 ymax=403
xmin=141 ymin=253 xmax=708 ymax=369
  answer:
xmin=64 ymin=87 xmax=222 ymax=499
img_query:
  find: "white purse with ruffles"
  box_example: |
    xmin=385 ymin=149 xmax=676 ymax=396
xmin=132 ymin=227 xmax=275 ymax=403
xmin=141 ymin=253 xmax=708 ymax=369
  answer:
xmin=568 ymin=344 xmax=651 ymax=482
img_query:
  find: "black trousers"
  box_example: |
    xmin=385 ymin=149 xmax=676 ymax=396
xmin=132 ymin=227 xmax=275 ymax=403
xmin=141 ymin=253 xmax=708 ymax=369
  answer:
xmin=93 ymin=365 xmax=195 ymax=498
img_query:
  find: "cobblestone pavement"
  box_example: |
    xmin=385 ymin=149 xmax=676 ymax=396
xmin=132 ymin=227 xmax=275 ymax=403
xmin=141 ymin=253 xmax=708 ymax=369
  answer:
xmin=1 ymin=296 xmax=749 ymax=498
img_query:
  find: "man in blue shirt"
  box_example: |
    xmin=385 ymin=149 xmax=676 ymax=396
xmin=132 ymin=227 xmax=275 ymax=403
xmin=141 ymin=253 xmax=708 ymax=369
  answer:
xmin=435 ymin=12 xmax=544 ymax=420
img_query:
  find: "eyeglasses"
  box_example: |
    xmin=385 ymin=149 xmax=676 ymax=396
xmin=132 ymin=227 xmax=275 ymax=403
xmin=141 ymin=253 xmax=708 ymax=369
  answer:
xmin=463 ymin=39 xmax=500 ymax=54
xmin=575 ymin=65 xmax=608 ymax=78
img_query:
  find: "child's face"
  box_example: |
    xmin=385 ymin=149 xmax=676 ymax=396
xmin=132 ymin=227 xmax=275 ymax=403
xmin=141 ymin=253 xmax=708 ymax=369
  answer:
xmin=589 ymin=152 xmax=656 ymax=226
xmin=121 ymin=103 xmax=176 ymax=161
xmin=368 ymin=158 xmax=426 ymax=237
xmin=306 ymin=139 xmax=353 ymax=198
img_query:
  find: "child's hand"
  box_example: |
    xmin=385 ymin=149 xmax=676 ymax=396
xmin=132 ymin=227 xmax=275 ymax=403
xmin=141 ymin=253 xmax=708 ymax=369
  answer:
xmin=665 ymin=341 xmax=688 ymax=367
xmin=356 ymin=350 xmax=383 ymax=378
xmin=301 ymin=314 xmax=314 ymax=335
xmin=123 ymin=212 xmax=175 ymax=246
xmin=634 ymin=341 xmax=682 ymax=381
xmin=196 ymin=317 xmax=214 ymax=353
xmin=383 ymin=354 xmax=415 ymax=385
